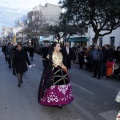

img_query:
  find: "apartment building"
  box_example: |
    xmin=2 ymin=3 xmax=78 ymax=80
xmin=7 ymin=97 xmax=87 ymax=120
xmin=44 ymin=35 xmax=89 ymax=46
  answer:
xmin=27 ymin=3 xmax=62 ymax=42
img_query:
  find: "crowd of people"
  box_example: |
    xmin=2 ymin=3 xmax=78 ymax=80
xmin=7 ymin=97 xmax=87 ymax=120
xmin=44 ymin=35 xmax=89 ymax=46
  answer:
xmin=2 ymin=43 xmax=34 ymax=87
xmin=72 ymin=44 xmax=120 ymax=80
xmin=40 ymin=42 xmax=120 ymax=80
xmin=1 ymin=41 xmax=120 ymax=110
xmin=2 ymin=42 xmax=74 ymax=109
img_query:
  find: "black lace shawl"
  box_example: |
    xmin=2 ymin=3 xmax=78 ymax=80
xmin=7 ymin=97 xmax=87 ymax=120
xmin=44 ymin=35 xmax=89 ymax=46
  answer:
xmin=38 ymin=50 xmax=54 ymax=102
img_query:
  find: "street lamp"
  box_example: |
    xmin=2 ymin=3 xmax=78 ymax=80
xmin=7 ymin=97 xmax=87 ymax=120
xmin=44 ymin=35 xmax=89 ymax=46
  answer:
xmin=79 ymin=22 xmax=85 ymax=47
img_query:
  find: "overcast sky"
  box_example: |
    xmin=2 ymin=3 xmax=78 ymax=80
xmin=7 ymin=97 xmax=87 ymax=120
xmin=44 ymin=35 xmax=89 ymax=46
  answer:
xmin=0 ymin=0 xmax=59 ymax=34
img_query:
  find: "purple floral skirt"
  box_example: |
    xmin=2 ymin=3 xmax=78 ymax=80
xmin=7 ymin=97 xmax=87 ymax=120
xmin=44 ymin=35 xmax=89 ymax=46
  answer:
xmin=39 ymin=83 xmax=73 ymax=106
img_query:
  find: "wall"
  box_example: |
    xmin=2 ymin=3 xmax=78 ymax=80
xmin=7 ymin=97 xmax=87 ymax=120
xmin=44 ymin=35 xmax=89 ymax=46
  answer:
xmin=88 ymin=27 xmax=120 ymax=49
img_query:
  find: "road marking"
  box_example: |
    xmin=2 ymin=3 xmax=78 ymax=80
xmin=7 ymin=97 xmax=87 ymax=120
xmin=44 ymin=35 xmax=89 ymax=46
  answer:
xmin=71 ymin=82 xmax=94 ymax=95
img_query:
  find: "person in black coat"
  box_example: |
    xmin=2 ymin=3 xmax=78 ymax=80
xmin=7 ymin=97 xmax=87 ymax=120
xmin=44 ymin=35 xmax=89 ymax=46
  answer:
xmin=105 ymin=44 xmax=114 ymax=60
xmin=12 ymin=44 xmax=31 ymax=87
xmin=23 ymin=44 xmax=29 ymax=54
xmin=78 ymin=47 xmax=85 ymax=69
xmin=2 ymin=44 xmax=7 ymax=62
xmin=71 ymin=44 xmax=77 ymax=62
xmin=29 ymin=45 xmax=34 ymax=61
xmin=114 ymin=46 xmax=120 ymax=62
xmin=41 ymin=43 xmax=50 ymax=67
xmin=91 ymin=45 xmax=103 ymax=79
xmin=6 ymin=43 xmax=13 ymax=69
xmin=101 ymin=46 xmax=107 ymax=78
xmin=61 ymin=42 xmax=73 ymax=70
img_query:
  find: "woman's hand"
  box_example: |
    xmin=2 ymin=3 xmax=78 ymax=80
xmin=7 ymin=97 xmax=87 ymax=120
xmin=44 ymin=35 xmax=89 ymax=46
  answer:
xmin=61 ymin=65 xmax=68 ymax=74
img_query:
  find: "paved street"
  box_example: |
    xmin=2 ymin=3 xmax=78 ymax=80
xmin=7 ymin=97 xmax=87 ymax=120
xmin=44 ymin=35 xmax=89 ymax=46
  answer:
xmin=0 ymin=48 xmax=120 ymax=120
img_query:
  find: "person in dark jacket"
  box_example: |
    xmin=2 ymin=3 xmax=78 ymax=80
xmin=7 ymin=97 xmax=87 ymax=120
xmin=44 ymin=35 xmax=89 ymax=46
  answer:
xmin=87 ymin=45 xmax=94 ymax=72
xmin=114 ymin=46 xmax=120 ymax=62
xmin=2 ymin=44 xmax=7 ymax=62
xmin=78 ymin=47 xmax=85 ymax=69
xmin=71 ymin=44 xmax=77 ymax=62
xmin=61 ymin=42 xmax=73 ymax=70
xmin=41 ymin=43 xmax=50 ymax=67
xmin=101 ymin=47 xmax=107 ymax=78
xmin=29 ymin=45 xmax=34 ymax=61
xmin=105 ymin=44 xmax=114 ymax=60
xmin=23 ymin=44 xmax=28 ymax=54
xmin=105 ymin=44 xmax=115 ymax=77
xmin=12 ymin=44 xmax=31 ymax=87
xmin=91 ymin=45 xmax=103 ymax=79
xmin=6 ymin=43 xmax=13 ymax=69
xmin=113 ymin=46 xmax=120 ymax=77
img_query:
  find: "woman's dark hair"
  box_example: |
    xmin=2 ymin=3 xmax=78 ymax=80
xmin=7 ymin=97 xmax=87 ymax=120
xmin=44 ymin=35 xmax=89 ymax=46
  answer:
xmin=47 ymin=42 xmax=59 ymax=68
xmin=17 ymin=43 xmax=22 ymax=48
xmin=50 ymin=42 xmax=59 ymax=51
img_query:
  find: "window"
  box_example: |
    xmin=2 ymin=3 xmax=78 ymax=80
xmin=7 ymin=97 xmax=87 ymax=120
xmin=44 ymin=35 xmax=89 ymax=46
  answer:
xmin=99 ymin=38 xmax=103 ymax=47
xmin=110 ymin=37 xmax=115 ymax=49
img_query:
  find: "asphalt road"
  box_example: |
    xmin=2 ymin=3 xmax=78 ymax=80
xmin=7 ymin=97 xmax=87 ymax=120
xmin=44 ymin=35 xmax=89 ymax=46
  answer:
xmin=0 ymin=48 xmax=119 ymax=120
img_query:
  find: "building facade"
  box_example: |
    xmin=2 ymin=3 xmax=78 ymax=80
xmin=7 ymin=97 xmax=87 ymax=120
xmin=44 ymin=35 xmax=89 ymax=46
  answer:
xmin=27 ymin=3 xmax=62 ymax=42
xmin=1 ymin=27 xmax=13 ymax=44
xmin=69 ymin=26 xmax=120 ymax=49
xmin=32 ymin=3 xmax=61 ymax=26
xmin=88 ymin=27 xmax=120 ymax=49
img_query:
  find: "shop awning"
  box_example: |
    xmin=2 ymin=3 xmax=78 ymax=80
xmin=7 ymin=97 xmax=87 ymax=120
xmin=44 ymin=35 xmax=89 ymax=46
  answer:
xmin=68 ymin=37 xmax=89 ymax=42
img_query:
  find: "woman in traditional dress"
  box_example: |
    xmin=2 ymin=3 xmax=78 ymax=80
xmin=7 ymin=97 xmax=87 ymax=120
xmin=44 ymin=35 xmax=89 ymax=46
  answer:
xmin=38 ymin=42 xmax=74 ymax=109
xmin=12 ymin=43 xmax=31 ymax=87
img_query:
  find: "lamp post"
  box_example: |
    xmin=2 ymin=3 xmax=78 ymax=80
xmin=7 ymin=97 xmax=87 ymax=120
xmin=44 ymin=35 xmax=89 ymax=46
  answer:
xmin=79 ymin=22 xmax=85 ymax=47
